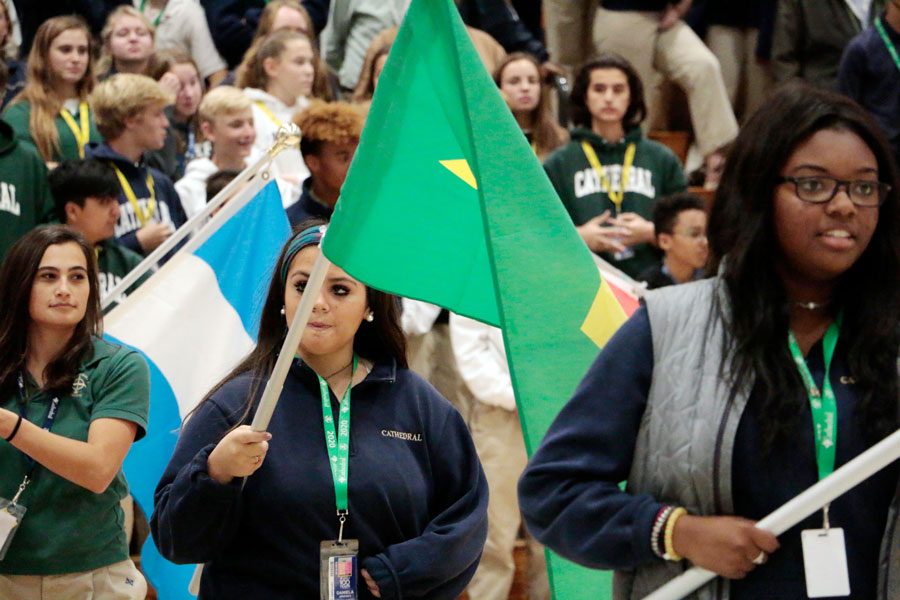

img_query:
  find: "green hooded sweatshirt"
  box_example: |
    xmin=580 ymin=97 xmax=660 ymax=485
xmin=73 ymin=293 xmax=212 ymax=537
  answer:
xmin=96 ymin=238 xmax=152 ymax=313
xmin=544 ymin=126 xmax=686 ymax=277
xmin=4 ymin=100 xmax=103 ymax=163
xmin=0 ymin=118 xmax=54 ymax=261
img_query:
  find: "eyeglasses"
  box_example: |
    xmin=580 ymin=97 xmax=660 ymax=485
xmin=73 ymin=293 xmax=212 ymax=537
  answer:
xmin=777 ymin=176 xmax=890 ymax=207
xmin=672 ymin=229 xmax=707 ymax=241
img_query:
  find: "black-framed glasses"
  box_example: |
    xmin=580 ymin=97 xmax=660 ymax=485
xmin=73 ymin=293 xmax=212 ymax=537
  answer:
xmin=777 ymin=176 xmax=890 ymax=207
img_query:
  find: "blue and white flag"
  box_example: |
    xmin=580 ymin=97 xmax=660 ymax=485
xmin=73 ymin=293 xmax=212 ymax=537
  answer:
xmin=105 ymin=181 xmax=291 ymax=599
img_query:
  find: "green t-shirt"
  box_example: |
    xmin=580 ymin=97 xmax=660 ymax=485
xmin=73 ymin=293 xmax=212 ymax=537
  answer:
xmin=544 ymin=126 xmax=687 ymax=278
xmin=0 ymin=338 xmax=149 ymax=575
xmin=3 ymin=100 xmax=103 ymax=163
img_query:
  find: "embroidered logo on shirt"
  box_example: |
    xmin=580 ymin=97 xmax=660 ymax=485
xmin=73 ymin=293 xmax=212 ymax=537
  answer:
xmin=381 ymin=429 xmax=423 ymax=442
xmin=72 ymin=373 xmax=88 ymax=397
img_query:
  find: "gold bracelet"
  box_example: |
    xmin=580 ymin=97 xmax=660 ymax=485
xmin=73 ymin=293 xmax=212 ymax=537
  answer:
xmin=663 ymin=507 xmax=688 ymax=561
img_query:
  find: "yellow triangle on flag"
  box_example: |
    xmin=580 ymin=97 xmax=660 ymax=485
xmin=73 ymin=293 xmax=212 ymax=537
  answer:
xmin=439 ymin=159 xmax=478 ymax=189
xmin=580 ymin=278 xmax=628 ymax=348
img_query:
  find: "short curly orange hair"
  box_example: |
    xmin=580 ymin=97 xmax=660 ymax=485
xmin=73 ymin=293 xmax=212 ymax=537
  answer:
xmin=293 ymin=101 xmax=363 ymax=157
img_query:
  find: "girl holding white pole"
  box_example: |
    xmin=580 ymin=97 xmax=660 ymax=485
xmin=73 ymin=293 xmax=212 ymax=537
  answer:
xmin=152 ymin=222 xmax=488 ymax=599
xmin=519 ymin=83 xmax=900 ymax=599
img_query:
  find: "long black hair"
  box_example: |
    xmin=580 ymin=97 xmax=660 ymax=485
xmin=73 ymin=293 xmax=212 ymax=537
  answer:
xmin=196 ymin=218 xmax=407 ymax=422
xmin=0 ymin=226 xmax=101 ymax=397
xmin=569 ymin=53 xmax=647 ymax=130
xmin=708 ymin=82 xmax=900 ymax=447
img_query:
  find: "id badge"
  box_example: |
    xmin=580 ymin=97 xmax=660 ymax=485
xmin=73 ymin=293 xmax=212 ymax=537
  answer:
xmin=320 ymin=539 xmax=358 ymax=600
xmin=801 ymin=527 xmax=850 ymax=597
xmin=0 ymin=498 xmax=26 ymax=561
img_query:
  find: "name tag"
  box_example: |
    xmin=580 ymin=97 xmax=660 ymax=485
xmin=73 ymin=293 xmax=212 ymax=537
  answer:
xmin=320 ymin=539 xmax=358 ymax=600
xmin=801 ymin=528 xmax=851 ymax=597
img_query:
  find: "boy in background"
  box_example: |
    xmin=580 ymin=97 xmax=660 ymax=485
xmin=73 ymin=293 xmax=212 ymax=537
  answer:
xmin=286 ymin=101 xmax=363 ymax=226
xmin=48 ymin=159 xmax=151 ymax=309
xmin=87 ymin=74 xmax=187 ymax=257
xmin=639 ymin=192 xmax=709 ymax=289
xmin=176 ymin=86 xmax=256 ymax=218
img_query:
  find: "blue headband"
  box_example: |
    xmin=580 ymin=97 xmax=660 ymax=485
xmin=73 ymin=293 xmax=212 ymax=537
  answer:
xmin=280 ymin=224 xmax=326 ymax=284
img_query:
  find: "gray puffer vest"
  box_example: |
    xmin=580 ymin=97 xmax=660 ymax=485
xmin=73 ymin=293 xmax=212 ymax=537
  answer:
xmin=613 ymin=277 xmax=899 ymax=600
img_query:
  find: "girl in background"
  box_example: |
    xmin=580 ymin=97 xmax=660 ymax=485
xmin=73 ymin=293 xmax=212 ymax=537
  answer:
xmin=97 ymin=6 xmax=155 ymax=80
xmin=4 ymin=16 xmax=101 ymax=164
xmin=148 ymin=49 xmax=205 ymax=181
xmin=494 ymin=52 xmax=568 ymax=161
xmin=237 ymin=29 xmax=315 ymax=207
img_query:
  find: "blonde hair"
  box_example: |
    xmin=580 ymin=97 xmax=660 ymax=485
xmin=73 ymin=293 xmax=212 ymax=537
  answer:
xmin=90 ymin=74 xmax=174 ymax=140
xmin=12 ymin=16 xmax=96 ymax=162
xmin=97 ymin=6 xmax=155 ymax=76
xmin=235 ymin=29 xmax=311 ymax=91
xmin=198 ymin=86 xmax=252 ymax=123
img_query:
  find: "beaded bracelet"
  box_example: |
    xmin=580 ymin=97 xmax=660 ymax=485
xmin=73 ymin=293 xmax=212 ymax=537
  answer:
xmin=650 ymin=506 xmax=675 ymax=559
xmin=663 ymin=507 xmax=688 ymax=561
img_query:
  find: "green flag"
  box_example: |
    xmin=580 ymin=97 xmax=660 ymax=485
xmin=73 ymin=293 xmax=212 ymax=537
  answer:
xmin=321 ymin=0 xmax=636 ymax=597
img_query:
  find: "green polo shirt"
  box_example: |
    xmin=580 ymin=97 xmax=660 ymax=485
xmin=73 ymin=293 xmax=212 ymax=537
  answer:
xmin=0 ymin=338 xmax=149 ymax=575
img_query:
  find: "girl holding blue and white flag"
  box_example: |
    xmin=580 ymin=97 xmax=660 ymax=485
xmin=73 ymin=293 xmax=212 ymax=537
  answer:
xmin=152 ymin=221 xmax=489 ymax=600
xmin=0 ymin=225 xmax=150 ymax=598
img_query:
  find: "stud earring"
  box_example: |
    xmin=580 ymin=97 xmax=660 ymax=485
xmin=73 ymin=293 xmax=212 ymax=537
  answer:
xmin=365 ymin=313 xmax=374 ymax=322
xmin=280 ymin=306 xmax=286 ymax=315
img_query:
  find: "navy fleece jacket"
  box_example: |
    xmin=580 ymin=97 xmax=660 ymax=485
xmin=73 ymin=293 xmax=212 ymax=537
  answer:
xmin=86 ymin=142 xmax=187 ymax=258
xmin=151 ymin=359 xmax=488 ymax=600
xmin=519 ymin=308 xmax=897 ymax=598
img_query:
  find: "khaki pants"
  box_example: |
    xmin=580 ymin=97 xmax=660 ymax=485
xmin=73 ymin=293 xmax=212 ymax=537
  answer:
xmin=592 ymin=8 xmax=738 ymax=156
xmin=0 ymin=559 xmax=147 ymax=600
xmin=466 ymin=402 xmax=549 ymax=600
xmin=705 ymin=25 xmax=773 ymax=123
xmin=543 ymin=0 xmax=597 ymax=72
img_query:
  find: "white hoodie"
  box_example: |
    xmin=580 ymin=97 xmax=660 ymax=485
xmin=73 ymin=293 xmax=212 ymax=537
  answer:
xmin=449 ymin=314 xmax=516 ymax=412
xmin=243 ymin=87 xmax=310 ymax=207
xmin=175 ymin=148 xmax=298 ymax=218
xmin=174 ymin=157 xmax=220 ymax=219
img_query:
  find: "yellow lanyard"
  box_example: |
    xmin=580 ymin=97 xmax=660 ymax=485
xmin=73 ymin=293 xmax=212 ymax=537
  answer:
xmin=255 ymin=101 xmax=283 ymax=127
xmin=580 ymin=141 xmax=636 ymax=215
xmin=111 ymin=165 xmax=156 ymax=226
xmin=59 ymin=102 xmax=90 ymax=158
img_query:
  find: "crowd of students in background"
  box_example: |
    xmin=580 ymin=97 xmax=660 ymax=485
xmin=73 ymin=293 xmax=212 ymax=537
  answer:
xmin=0 ymin=1 xmax=897 ymax=599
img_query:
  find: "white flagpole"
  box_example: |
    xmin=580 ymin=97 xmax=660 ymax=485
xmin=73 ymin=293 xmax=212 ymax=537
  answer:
xmin=101 ymin=124 xmax=301 ymax=310
xmin=643 ymin=428 xmax=900 ymax=600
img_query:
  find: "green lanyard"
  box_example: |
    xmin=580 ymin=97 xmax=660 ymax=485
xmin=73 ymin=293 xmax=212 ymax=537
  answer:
xmin=139 ymin=0 xmax=165 ymax=27
xmin=317 ymin=355 xmax=356 ymax=519
xmin=875 ymin=17 xmax=900 ymax=74
xmin=787 ymin=314 xmax=842 ymax=481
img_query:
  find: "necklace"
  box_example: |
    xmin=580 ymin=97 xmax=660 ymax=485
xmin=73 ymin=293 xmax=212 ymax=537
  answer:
xmin=794 ymin=300 xmax=830 ymax=310
xmin=322 ymin=358 xmax=354 ymax=380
